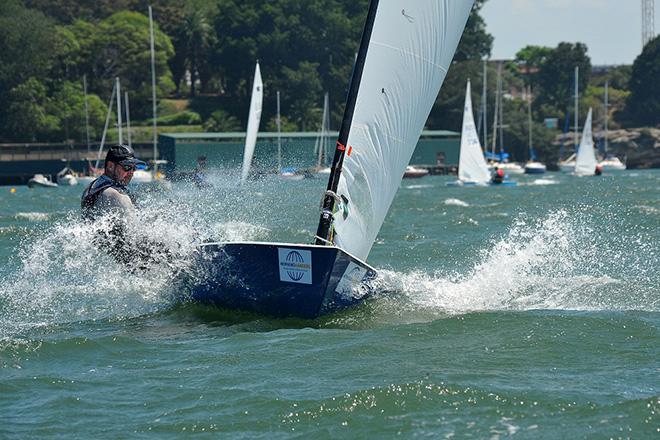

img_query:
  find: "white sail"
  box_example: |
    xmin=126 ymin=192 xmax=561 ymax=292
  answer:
xmin=458 ymin=80 xmax=491 ymax=183
xmin=240 ymin=62 xmax=263 ymax=182
xmin=333 ymin=1 xmax=475 ymax=260
xmin=574 ymin=108 xmax=597 ymax=176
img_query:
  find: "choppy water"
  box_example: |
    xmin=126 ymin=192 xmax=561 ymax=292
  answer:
xmin=1 ymin=170 xmax=658 ymax=438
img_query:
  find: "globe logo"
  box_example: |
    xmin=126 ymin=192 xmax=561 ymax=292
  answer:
xmin=285 ymin=251 xmax=306 ymax=281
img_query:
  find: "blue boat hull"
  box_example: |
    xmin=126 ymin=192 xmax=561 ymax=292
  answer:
xmin=187 ymin=242 xmax=377 ymax=319
xmin=446 ymin=180 xmax=517 ymax=187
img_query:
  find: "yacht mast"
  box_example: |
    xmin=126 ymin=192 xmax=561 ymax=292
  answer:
xmin=277 ymin=90 xmax=282 ymax=172
xmin=574 ymin=66 xmax=579 ymax=149
xmin=116 ymin=77 xmax=123 ymax=145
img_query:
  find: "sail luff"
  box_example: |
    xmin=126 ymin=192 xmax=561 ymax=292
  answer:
xmin=240 ymin=62 xmax=263 ymax=183
xmin=331 ymin=0 xmax=476 ymax=260
xmin=315 ymin=0 xmax=381 ymax=245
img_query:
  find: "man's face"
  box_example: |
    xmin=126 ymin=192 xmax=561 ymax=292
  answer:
xmin=108 ymin=161 xmax=135 ymax=185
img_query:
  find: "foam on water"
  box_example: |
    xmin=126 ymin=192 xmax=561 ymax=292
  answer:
xmin=372 ymin=209 xmax=658 ymax=318
xmin=14 ymin=212 xmax=50 ymax=221
xmin=527 ymin=178 xmax=558 ymax=186
xmin=444 ymin=198 xmax=470 ymax=207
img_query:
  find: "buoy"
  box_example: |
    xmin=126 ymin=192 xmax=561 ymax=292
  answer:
xmin=10 ymin=188 xmax=16 ymax=193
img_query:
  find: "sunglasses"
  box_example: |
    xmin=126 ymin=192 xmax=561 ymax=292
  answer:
xmin=120 ymin=163 xmax=136 ymax=172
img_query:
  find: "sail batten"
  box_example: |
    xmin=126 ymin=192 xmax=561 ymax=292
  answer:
xmin=328 ymin=0 xmax=475 ymax=260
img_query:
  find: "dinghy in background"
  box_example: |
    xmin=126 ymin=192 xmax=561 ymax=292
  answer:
xmin=240 ymin=62 xmax=263 ymax=183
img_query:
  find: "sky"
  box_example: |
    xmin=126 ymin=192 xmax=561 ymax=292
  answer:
xmin=481 ymin=0 xmax=659 ymax=65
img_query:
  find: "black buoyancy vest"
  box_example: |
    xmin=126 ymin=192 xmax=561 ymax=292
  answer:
xmin=81 ymin=175 xmax=130 ymax=220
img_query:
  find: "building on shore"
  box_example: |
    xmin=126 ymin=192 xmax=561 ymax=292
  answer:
xmin=0 ymin=130 xmax=460 ymax=185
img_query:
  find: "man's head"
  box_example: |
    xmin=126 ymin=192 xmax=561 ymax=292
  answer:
xmin=104 ymin=144 xmax=146 ymax=185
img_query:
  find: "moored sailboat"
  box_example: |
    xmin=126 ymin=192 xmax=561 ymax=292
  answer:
xmin=189 ymin=0 xmax=476 ymax=318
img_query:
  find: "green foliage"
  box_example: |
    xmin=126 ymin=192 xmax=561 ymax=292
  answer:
xmin=0 ymin=1 xmax=56 ymax=90
xmin=455 ymin=0 xmax=493 ymax=61
xmin=626 ymin=35 xmax=660 ymax=127
xmin=535 ymin=42 xmax=591 ymax=119
xmin=158 ymin=99 xmax=190 ymax=116
xmin=1 ymin=0 xmax=497 ymax=141
xmin=203 ymin=110 xmax=241 ymax=132
xmin=4 ymin=78 xmax=57 ymax=142
xmin=83 ymin=11 xmax=175 ymax=118
xmin=152 ymin=110 xmax=202 ymax=126
xmin=264 ymin=115 xmax=298 ymax=133
xmin=514 ymin=45 xmax=553 ymax=89
xmin=498 ymin=98 xmax=560 ymax=164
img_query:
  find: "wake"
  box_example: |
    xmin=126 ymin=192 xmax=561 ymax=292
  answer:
xmin=372 ymin=209 xmax=658 ymax=317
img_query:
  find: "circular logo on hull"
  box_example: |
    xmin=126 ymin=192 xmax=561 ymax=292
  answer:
xmin=286 ymin=251 xmax=305 ymax=281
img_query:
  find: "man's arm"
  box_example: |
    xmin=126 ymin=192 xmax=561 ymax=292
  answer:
xmin=97 ymin=187 xmax=135 ymax=214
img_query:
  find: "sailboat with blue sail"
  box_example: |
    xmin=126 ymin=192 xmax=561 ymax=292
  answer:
xmin=189 ymin=0 xmax=475 ymax=318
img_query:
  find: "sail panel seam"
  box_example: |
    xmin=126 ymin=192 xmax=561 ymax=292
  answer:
xmin=370 ymin=41 xmax=448 ymax=73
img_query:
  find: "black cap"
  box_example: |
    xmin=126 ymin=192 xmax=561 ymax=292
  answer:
xmin=105 ymin=144 xmax=146 ymax=167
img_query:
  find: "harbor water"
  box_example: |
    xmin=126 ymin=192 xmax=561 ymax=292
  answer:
xmin=1 ymin=170 xmax=658 ymax=438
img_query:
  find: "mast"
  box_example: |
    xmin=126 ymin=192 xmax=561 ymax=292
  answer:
xmin=482 ymin=59 xmax=488 ymax=150
xmin=604 ymin=80 xmax=609 ymax=155
xmin=498 ymin=67 xmax=504 ymax=158
xmin=276 ymin=90 xmax=282 ymax=172
xmin=491 ymin=62 xmax=501 ymax=158
xmin=527 ymin=85 xmax=533 ymax=160
xmin=317 ymin=92 xmax=329 ymax=169
xmin=574 ymin=66 xmax=579 ymax=149
xmin=149 ymin=5 xmax=159 ymax=172
xmin=323 ymin=92 xmax=330 ymax=167
xmin=116 ymin=77 xmax=123 ymax=145
xmin=95 ymin=83 xmax=117 ymax=169
xmin=83 ymin=75 xmax=91 ymax=154
xmin=125 ymin=91 xmax=132 ymax=148
xmin=315 ymin=0 xmax=380 ymax=245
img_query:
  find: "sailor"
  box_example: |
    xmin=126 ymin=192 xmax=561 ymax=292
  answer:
xmin=81 ymin=145 xmax=151 ymax=265
xmin=595 ymin=164 xmax=603 ymax=176
xmin=491 ymin=166 xmax=505 ymax=184
xmin=193 ymin=155 xmax=211 ymax=188
xmin=81 ymin=144 xmax=144 ymax=219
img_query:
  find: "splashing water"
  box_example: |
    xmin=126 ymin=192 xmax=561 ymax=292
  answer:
xmin=0 ymin=183 xmax=272 ymax=338
xmin=371 ymin=209 xmax=658 ymax=318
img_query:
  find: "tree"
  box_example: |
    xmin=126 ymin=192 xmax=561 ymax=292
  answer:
xmin=47 ymin=81 xmax=107 ymax=142
xmin=4 ymin=78 xmax=58 ymax=142
xmin=626 ymin=35 xmax=660 ymax=127
xmin=454 ymin=0 xmax=493 ymax=61
xmin=535 ymin=42 xmax=591 ymax=120
xmin=0 ymin=1 xmax=56 ymax=97
xmin=514 ymin=45 xmax=552 ymax=89
xmin=78 ymin=11 xmax=175 ymax=119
